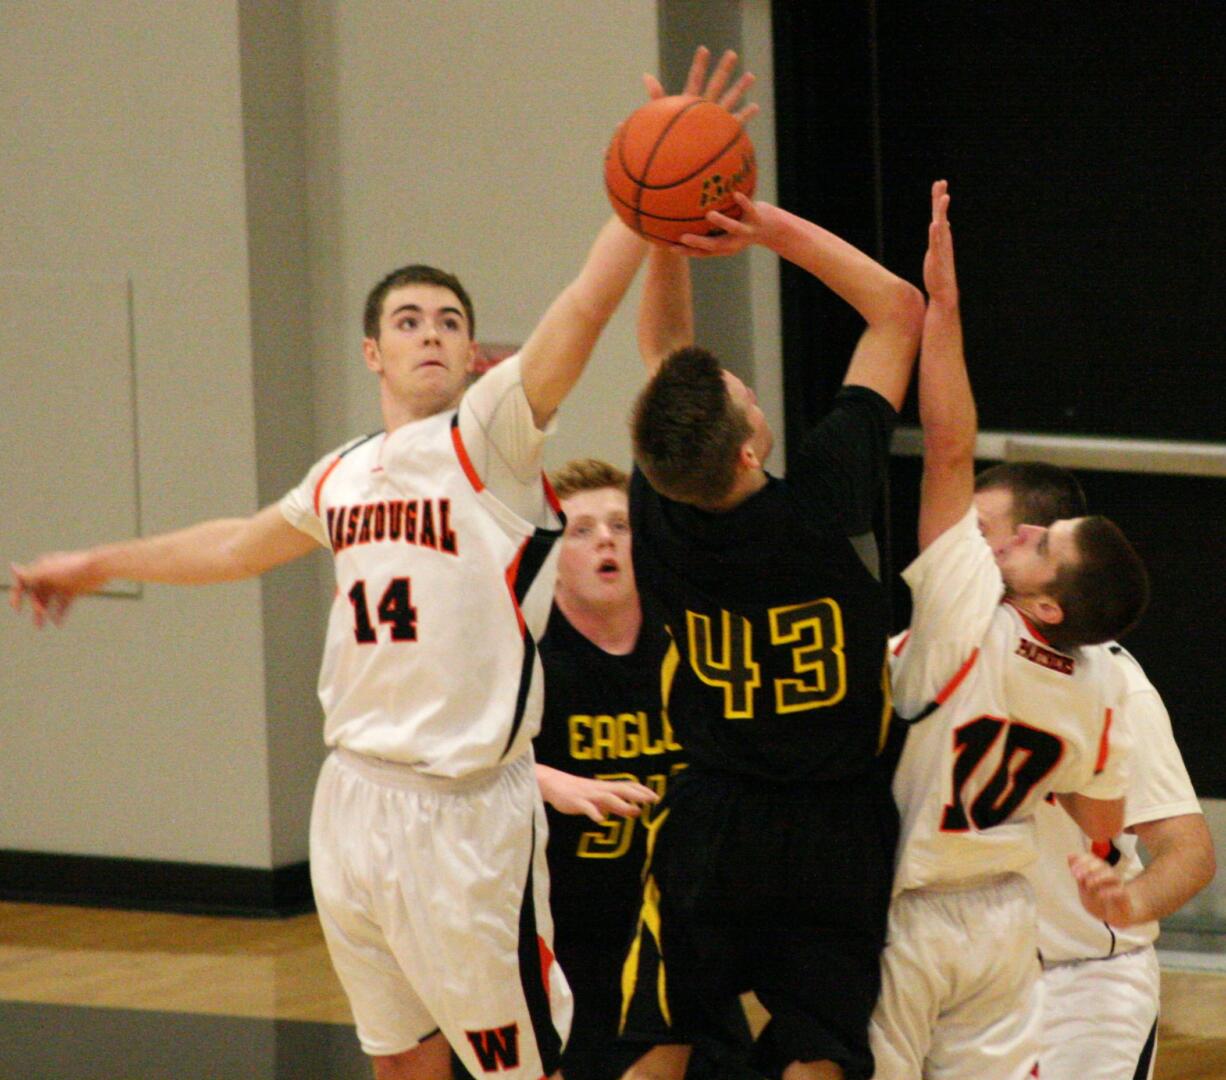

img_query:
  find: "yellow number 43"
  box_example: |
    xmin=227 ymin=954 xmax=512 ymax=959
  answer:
xmin=685 ymin=599 xmax=846 ymax=720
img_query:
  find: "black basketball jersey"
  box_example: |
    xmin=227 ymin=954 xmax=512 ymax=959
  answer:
xmin=534 ymin=602 xmax=684 ymax=945
xmin=630 ymin=385 xmax=896 ymax=783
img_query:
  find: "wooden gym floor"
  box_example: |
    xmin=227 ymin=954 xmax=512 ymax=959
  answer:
xmin=1 ymin=900 xmax=1224 ymax=1079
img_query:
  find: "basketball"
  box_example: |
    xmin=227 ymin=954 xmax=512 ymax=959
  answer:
xmin=605 ymin=94 xmax=756 ymax=245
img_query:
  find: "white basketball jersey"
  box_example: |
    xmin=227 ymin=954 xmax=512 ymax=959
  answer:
xmin=889 ymin=508 xmax=1131 ymax=895
xmin=281 ymin=356 xmax=562 ymax=777
xmin=1029 ymin=645 xmax=1202 ymax=962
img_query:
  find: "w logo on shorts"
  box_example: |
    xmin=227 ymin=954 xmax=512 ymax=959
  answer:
xmin=465 ymin=1023 xmax=520 ymax=1072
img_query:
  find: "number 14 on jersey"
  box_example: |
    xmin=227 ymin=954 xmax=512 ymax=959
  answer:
xmin=347 ymin=578 xmax=417 ymax=644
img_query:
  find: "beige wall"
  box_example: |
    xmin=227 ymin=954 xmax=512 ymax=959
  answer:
xmin=0 ymin=2 xmax=274 ymax=866
xmin=0 ymin=1 xmax=778 ymax=872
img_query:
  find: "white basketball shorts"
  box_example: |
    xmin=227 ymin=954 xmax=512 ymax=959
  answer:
xmin=869 ymin=873 xmax=1042 ymax=1080
xmin=309 ymin=747 xmax=573 ymax=1076
xmin=1040 ymin=945 xmax=1159 ymax=1080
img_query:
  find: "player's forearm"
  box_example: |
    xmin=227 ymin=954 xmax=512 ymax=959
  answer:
xmin=758 ymin=205 xmax=921 ymax=328
xmin=535 ymin=764 xmax=569 ymax=809
xmin=918 ymin=298 xmax=976 ymax=467
xmin=637 ymin=247 xmax=693 ymax=373
xmin=520 ymin=217 xmax=647 ymax=421
xmin=915 ymin=299 xmax=977 ymax=554
xmin=1124 ymin=815 xmax=1217 ymax=924
xmin=88 ymin=518 xmax=276 ymax=585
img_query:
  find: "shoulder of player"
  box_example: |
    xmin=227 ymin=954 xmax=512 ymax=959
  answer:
xmin=904 ymin=504 xmax=997 ymax=591
xmin=459 ymin=351 xmax=525 ymax=414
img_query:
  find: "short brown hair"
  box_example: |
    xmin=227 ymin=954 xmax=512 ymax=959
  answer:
xmin=974 ymin=462 xmax=1087 ymax=529
xmin=631 ymin=347 xmax=751 ymax=508
xmin=1045 ymin=516 xmax=1149 ymax=650
xmin=550 ymin=458 xmax=629 ymax=500
xmin=363 ymin=264 xmax=476 ymax=340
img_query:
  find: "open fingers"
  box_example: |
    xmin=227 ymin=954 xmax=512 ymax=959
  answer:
xmin=720 ymin=71 xmax=756 ymax=114
xmin=643 ymin=73 xmax=665 ymax=101
xmin=931 ymin=180 xmax=949 ymax=225
xmin=701 ymin=48 xmax=739 ymax=102
xmin=681 ymin=45 xmax=711 ymax=96
xmin=732 ymin=101 xmax=760 ymax=126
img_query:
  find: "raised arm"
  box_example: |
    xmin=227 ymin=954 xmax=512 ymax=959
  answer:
xmin=517 ymin=215 xmax=648 ymax=428
xmin=10 ymin=503 xmax=315 ymax=627
xmin=916 ymin=180 xmax=977 ymax=551
xmin=636 ymin=46 xmax=756 ymax=375
xmin=637 ymin=246 xmax=693 ymax=374
xmin=681 ymin=193 xmax=923 ymax=410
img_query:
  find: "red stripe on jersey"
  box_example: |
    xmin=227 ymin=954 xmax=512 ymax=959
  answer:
xmin=538 ymin=935 xmax=555 ymax=996
xmin=542 ymin=472 xmax=562 ymax=515
xmin=892 ymin=629 xmax=911 ymax=657
xmin=1091 ymin=839 xmax=1112 ymax=860
xmin=936 ymin=647 xmax=980 ymax=705
xmin=451 ymin=421 xmax=485 ymax=493
xmin=1094 ymin=707 xmax=1113 ymax=774
xmin=504 ymin=540 xmax=528 ymax=637
xmin=313 ymin=455 xmax=344 ymax=518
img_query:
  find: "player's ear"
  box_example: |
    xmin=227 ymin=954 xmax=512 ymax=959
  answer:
xmin=363 ymin=337 xmax=383 ymax=374
xmin=738 ymin=440 xmax=760 ymax=471
xmin=1032 ymin=594 xmax=1064 ymax=626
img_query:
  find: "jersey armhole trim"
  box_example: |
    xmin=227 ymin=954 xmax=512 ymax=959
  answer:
xmin=909 ymin=647 xmax=981 ymax=724
xmin=312 ymin=432 xmax=381 ymax=518
xmin=1094 ymin=707 xmax=1113 ymax=775
xmin=542 ymin=472 xmax=561 ymax=515
xmin=450 ymin=414 xmax=485 ymax=493
xmin=312 ymin=456 xmax=343 ymax=518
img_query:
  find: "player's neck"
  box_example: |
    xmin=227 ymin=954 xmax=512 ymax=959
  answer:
xmin=706 ymin=467 xmax=768 ymax=511
xmin=1003 ymin=594 xmax=1055 ymax=644
xmin=381 ymin=385 xmax=464 ymax=433
xmin=556 ymin=593 xmax=643 ymax=656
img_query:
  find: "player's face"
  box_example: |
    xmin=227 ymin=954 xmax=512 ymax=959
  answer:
xmin=555 ymin=487 xmax=636 ymax=611
xmin=722 ymin=370 xmax=773 ymax=467
xmin=974 ymin=487 xmax=1017 ymax=558
xmin=364 ymin=283 xmax=477 ymax=414
xmin=998 ymin=517 xmax=1081 ymax=599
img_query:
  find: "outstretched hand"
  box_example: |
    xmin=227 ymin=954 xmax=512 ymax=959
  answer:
xmin=923 ymin=179 xmax=958 ymax=306
xmin=9 ymin=552 xmax=103 ymax=628
xmin=537 ymin=766 xmax=659 ymax=825
xmin=1068 ymin=851 xmax=1136 ymax=927
xmin=670 ymin=192 xmax=776 ymax=258
xmin=643 ymin=44 xmax=759 ymax=125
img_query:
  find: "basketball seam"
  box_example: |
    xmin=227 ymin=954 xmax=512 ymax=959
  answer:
xmin=628 ymin=98 xmax=701 ymax=232
xmin=636 ymin=127 xmax=750 ymax=191
xmin=606 ymin=97 xmax=754 ymax=241
xmin=618 ymin=98 xmax=707 ymax=187
xmin=605 ymin=188 xmax=718 ymax=224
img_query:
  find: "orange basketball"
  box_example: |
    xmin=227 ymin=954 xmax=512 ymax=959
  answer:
xmin=604 ymin=94 xmax=757 ymax=245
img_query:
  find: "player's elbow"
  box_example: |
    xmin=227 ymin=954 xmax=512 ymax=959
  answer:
xmin=921 ymin=427 xmax=977 ymax=472
xmin=1187 ymin=817 xmax=1217 ymax=891
xmin=1061 ymin=793 xmax=1125 ymax=843
xmin=1197 ymin=843 xmax=1217 ymax=893
xmin=877 ymin=279 xmax=926 ymax=343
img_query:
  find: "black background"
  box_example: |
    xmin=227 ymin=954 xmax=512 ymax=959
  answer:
xmin=771 ymin=2 xmax=1224 ymax=797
